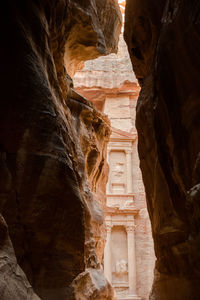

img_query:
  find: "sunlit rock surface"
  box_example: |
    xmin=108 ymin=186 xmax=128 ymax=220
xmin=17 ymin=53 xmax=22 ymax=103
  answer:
xmin=65 ymin=0 xmax=122 ymax=77
xmin=72 ymin=268 xmax=114 ymax=300
xmin=124 ymin=1 xmax=200 ymax=299
xmin=74 ymin=35 xmax=136 ymax=89
xmin=0 ymin=0 xmax=121 ymax=299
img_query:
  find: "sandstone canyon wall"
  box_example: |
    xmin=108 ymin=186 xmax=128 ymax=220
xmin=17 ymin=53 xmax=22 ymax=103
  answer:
xmin=0 ymin=1 xmax=121 ymax=299
xmin=124 ymin=1 xmax=200 ymax=300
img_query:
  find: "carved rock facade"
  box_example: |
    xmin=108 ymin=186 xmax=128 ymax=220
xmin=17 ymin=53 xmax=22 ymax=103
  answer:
xmin=124 ymin=1 xmax=200 ymax=299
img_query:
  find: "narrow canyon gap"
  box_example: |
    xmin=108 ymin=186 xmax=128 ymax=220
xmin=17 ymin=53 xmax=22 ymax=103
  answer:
xmin=74 ymin=31 xmax=155 ymax=300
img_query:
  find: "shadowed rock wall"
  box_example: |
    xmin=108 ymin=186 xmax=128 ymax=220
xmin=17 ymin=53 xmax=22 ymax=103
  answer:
xmin=124 ymin=1 xmax=200 ymax=299
xmin=0 ymin=1 xmax=121 ymax=299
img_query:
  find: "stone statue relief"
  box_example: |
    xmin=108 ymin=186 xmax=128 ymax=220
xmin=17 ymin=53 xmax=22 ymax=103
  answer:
xmin=115 ymin=259 xmax=128 ymax=275
xmin=112 ymin=162 xmax=124 ymax=183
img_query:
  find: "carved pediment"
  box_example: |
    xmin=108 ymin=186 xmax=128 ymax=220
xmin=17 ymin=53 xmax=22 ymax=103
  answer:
xmin=110 ymin=127 xmax=137 ymax=141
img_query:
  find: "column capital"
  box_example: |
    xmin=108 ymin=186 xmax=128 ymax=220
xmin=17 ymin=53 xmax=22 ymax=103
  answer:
xmin=106 ymin=223 xmax=112 ymax=233
xmin=125 ymin=149 xmax=132 ymax=155
xmin=126 ymin=225 xmax=136 ymax=233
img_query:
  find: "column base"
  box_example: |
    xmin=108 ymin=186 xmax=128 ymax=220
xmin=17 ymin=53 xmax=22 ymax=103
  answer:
xmin=117 ymin=294 xmax=141 ymax=300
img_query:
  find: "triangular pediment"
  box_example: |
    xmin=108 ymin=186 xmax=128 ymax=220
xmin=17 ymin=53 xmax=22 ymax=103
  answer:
xmin=110 ymin=127 xmax=137 ymax=140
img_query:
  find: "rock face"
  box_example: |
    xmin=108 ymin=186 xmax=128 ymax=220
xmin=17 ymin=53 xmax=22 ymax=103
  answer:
xmin=74 ymin=34 xmax=136 ymax=89
xmin=65 ymin=0 xmax=122 ymax=77
xmin=124 ymin=1 xmax=200 ymax=299
xmin=0 ymin=215 xmax=39 ymax=300
xmin=0 ymin=1 xmax=121 ymax=299
xmin=72 ymin=268 xmax=114 ymax=300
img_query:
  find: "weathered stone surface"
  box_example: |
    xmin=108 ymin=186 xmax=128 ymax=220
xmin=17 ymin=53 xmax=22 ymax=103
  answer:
xmin=0 ymin=215 xmax=39 ymax=300
xmin=67 ymin=89 xmax=111 ymax=266
xmin=65 ymin=0 xmax=122 ymax=77
xmin=74 ymin=34 xmax=136 ymax=89
xmin=0 ymin=0 xmax=121 ymax=299
xmin=72 ymin=268 xmax=114 ymax=300
xmin=125 ymin=1 xmax=200 ymax=299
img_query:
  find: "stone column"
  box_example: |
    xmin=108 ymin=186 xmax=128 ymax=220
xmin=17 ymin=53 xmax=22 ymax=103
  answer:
xmin=126 ymin=224 xmax=137 ymax=295
xmin=126 ymin=150 xmax=132 ymax=194
xmin=106 ymin=150 xmax=110 ymax=194
xmin=104 ymin=224 xmax=112 ymax=283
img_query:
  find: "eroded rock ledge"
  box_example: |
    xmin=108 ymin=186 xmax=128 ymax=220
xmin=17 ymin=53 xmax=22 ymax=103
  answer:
xmin=124 ymin=1 xmax=200 ymax=299
xmin=0 ymin=1 xmax=121 ymax=299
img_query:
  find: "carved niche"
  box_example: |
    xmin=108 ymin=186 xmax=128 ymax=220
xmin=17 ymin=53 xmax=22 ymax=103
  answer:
xmin=109 ymin=151 xmax=126 ymax=194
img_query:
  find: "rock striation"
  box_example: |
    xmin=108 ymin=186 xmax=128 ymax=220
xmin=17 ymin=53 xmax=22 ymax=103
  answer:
xmin=0 ymin=1 xmax=121 ymax=299
xmin=124 ymin=1 xmax=200 ymax=299
xmin=64 ymin=0 xmax=122 ymax=77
